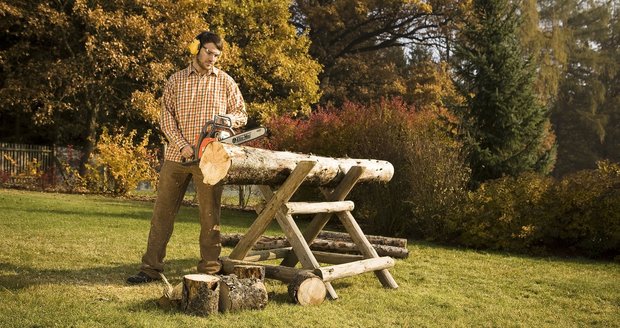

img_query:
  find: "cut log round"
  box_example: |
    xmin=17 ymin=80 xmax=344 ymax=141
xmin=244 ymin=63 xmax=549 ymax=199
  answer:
xmin=199 ymin=142 xmax=394 ymax=186
xmin=219 ymin=275 xmax=268 ymax=313
xmin=232 ymin=265 xmax=266 ymax=281
xmin=181 ymin=274 xmax=220 ymax=316
xmin=199 ymin=141 xmax=231 ymax=185
xmin=287 ymin=272 xmax=326 ymax=306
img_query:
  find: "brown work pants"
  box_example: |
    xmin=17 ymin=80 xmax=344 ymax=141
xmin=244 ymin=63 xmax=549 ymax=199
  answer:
xmin=140 ymin=161 xmax=223 ymax=278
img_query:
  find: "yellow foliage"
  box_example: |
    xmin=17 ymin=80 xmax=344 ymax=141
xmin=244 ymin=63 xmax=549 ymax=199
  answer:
xmin=131 ymin=90 xmax=159 ymax=123
xmin=85 ymin=128 xmax=158 ymax=195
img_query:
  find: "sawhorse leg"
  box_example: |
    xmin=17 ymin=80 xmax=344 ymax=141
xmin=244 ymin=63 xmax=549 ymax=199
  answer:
xmin=279 ymin=166 xmax=365 ymax=266
xmin=227 ymin=160 xmax=339 ymax=299
xmin=257 ymin=185 xmax=339 ymax=300
xmin=280 ymin=165 xmax=398 ymax=289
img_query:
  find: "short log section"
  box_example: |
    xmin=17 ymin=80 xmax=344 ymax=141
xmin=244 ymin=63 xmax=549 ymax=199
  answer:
xmin=181 ymin=274 xmax=220 ymax=316
xmin=287 ymin=272 xmax=327 ymax=306
xmin=202 ymin=142 xmax=399 ymax=304
xmin=219 ymin=275 xmax=268 ymax=313
xmin=232 ymin=264 xmax=266 ymax=281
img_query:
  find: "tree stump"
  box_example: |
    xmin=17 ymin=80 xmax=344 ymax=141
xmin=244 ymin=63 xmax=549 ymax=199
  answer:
xmin=219 ymin=275 xmax=268 ymax=313
xmin=232 ymin=265 xmax=265 ymax=281
xmin=181 ymin=274 xmax=220 ymax=316
xmin=287 ymin=272 xmax=326 ymax=306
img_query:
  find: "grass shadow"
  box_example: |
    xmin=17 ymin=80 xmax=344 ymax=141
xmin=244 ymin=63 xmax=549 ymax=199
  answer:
xmin=0 ymin=258 xmax=198 ymax=291
xmin=408 ymin=239 xmax=618 ymax=266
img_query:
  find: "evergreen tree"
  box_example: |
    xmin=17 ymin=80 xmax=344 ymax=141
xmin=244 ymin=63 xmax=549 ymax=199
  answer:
xmin=452 ymin=0 xmax=556 ymax=184
xmin=550 ymin=0 xmax=617 ymax=176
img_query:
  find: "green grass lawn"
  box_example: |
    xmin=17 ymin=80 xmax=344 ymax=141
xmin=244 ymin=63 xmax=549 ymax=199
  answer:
xmin=0 ymin=188 xmax=618 ymax=327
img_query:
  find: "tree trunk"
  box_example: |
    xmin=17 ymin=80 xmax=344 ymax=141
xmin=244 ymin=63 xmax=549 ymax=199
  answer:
xmin=78 ymin=103 xmax=98 ymax=177
xmin=181 ymin=274 xmax=220 ymax=316
xmin=199 ymin=141 xmax=394 ymax=186
xmin=218 ymin=275 xmax=268 ymax=313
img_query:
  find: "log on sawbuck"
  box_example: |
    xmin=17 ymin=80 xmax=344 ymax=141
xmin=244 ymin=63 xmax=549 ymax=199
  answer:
xmin=221 ymin=232 xmax=409 ymax=259
xmin=198 ymin=141 xmax=394 ymax=186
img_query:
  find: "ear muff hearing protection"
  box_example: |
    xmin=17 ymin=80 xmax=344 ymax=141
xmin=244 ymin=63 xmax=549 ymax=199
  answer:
xmin=188 ymin=38 xmax=200 ymax=55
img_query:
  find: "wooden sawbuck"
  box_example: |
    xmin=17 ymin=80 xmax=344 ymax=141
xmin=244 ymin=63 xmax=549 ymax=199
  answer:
xmin=199 ymin=142 xmax=399 ymax=304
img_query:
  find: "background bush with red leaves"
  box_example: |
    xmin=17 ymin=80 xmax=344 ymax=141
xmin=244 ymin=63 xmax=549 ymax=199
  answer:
xmin=262 ymin=99 xmax=471 ymax=238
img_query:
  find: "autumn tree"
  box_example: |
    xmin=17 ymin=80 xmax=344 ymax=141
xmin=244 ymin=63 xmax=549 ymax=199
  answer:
xmin=291 ymin=0 xmax=470 ymax=105
xmin=452 ymin=0 xmax=556 ymax=184
xmin=518 ymin=0 xmax=569 ymax=106
xmin=206 ymin=0 xmax=322 ymax=121
xmin=0 ymin=0 xmax=212 ymax=173
xmin=0 ymin=0 xmax=321 ymax=171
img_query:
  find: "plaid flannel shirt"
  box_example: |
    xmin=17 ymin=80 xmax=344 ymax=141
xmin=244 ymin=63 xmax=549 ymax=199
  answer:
xmin=160 ymin=64 xmax=247 ymax=162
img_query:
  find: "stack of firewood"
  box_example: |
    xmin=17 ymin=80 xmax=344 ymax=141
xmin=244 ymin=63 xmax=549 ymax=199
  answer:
xmin=221 ymin=231 xmax=409 ymax=259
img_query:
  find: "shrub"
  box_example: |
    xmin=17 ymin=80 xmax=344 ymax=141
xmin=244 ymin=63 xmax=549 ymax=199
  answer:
xmin=85 ymin=129 xmax=158 ymax=195
xmin=453 ymin=161 xmax=620 ymax=259
xmin=264 ymin=99 xmax=470 ymax=237
xmin=536 ymin=160 xmax=620 ymax=258
xmin=454 ymin=173 xmax=553 ymax=253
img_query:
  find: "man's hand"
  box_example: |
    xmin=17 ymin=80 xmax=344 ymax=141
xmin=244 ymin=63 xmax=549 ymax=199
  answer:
xmin=181 ymin=146 xmax=194 ymax=160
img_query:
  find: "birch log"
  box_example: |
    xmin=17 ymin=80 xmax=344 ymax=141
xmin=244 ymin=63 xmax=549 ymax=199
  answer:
xmin=199 ymin=142 xmax=394 ymax=186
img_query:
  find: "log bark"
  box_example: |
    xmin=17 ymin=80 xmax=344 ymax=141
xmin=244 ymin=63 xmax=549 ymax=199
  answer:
xmin=219 ymin=275 xmax=268 ymax=313
xmin=317 ymin=231 xmax=407 ymax=248
xmin=199 ymin=142 xmax=394 ymax=186
xmin=232 ymin=265 xmax=265 ymax=281
xmin=221 ymin=233 xmax=289 ymax=249
xmin=287 ymin=272 xmax=326 ymax=306
xmin=313 ymin=256 xmax=395 ymax=282
xmin=310 ymin=239 xmax=410 ymax=259
xmin=221 ymin=257 xmax=310 ymax=283
xmin=221 ymin=233 xmax=409 ymax=259
xmin=285 ymin=201 xmax=354 ymax=214
xmin=181 ymin=274 xmax=220 ymax=316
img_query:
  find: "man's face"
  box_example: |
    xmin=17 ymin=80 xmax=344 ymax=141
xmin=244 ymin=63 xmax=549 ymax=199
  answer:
xmin=196 ymin=42 xmax=221 ymax=71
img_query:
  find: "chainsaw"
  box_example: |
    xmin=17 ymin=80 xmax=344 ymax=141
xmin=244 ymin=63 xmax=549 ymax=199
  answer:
xmin=182 ymin=115 xmax=267 ymax=165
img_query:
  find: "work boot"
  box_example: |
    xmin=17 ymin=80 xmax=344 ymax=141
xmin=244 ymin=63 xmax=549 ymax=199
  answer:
xmin=126 ymin=271 xmax=160 ymax=284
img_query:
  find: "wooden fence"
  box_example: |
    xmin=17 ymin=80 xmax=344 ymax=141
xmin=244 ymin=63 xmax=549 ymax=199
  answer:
xmin=0 ymin=143 xmax=57 ymax=187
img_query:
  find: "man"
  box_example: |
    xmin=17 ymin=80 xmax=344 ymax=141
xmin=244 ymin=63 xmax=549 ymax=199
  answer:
xmin=127 ymin=31 xmax=247 ymax=284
